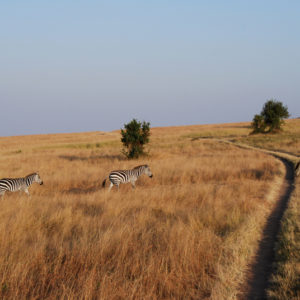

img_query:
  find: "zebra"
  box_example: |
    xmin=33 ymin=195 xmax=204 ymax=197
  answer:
xmin=295 ymin=161 xmax=300 ymax=177
xmin=102 ymin=165 xmax=153 ymax=191
xmin=0 ymin=172 xmax=43 ymax=197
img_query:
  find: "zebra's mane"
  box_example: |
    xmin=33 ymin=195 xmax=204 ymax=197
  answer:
xmin=26 ymin=172 xmax=38 ymax=178
xmin=133 ymin=164 xmax=148 ymax=170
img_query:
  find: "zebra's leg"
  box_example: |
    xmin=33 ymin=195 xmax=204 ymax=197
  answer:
xmin=0 ymin=191 xmax=5 ymax=198
xmin=24 ymin=188 xmax=30 ymax=196
xmin=108 ymin=182 xmax=114 ymax=192
xmin=131 ymin=177 xmax=138 ymax=189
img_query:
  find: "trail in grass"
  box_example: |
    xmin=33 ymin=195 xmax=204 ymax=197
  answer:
xmin=216 ymin=139 xmax=297 ymax=299
xmin=242 ymin=157 xmax=295 ymax=300
xmin=193 ymin=137 xmax=298 ymax=299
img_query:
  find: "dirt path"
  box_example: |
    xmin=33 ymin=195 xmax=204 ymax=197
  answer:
xmin=242 ymin=157 xmax=295 ymax=300
xmin=220 ymin=140 xmax=297 ymax=299
xmin=196 ymin=138 xmax=298 ymax=299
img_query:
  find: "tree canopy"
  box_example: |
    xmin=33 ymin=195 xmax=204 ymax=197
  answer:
xmin=251 ymin=100 xmax=289 ymax=133
xmin=121 ymin=119 xmax=151 ymax=159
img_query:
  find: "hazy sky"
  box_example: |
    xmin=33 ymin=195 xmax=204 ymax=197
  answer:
xmin=1 ymin=1 xmax=299 ymax=136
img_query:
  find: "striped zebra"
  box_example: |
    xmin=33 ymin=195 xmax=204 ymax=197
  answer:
xmin=0 ymin=172 xmax=43 ymax=197
xmin=295 ymin=161 xmax=300 ymax=177
xmin=102 ymin=165 xmax=153 ymax=191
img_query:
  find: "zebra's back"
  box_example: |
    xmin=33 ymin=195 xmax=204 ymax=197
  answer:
xmin=0 ymin=178 xmax=26 ymax=193
xmin=109 ymin=170 xmax=132 ymax=184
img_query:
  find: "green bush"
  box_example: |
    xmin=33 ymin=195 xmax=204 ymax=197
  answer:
xmin=251 ymin=100 xmax=289 ymax=134
xmin=121 ymin=119 xmax=151 ymax=159
xmin=251 ymin=114 xmax=266 ymax=134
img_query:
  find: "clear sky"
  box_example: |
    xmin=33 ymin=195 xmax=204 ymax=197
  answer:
xmin=1 ymin=1 xmax=299 ymax=136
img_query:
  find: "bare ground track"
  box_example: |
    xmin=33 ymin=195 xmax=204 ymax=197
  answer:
xmin=222 ymin=140 xmax=297 ymax=299
xmin=195 ymin=138 xmax=298 ymax=299
xmin=242 ymin=157 xmax=295 ymax=300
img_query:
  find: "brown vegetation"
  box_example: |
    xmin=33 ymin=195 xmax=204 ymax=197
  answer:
xmin=0 ymin=123 xmax=285 ymax=299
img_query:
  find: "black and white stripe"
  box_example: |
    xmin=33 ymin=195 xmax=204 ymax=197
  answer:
xmin=102 ymin=165 xmax=153 ymax=191
xmin=295 ymin=161 xmax=300 ymax=177
xmin=0 ymin=172 xmax=43 ymax=197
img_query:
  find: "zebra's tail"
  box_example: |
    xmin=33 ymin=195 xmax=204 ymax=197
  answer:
xmin=102 ymin=178 xmax=107 ymax=188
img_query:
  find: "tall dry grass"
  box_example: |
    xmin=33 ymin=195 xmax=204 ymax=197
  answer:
xmin=0 ymin=126 xmax=283 ymax=299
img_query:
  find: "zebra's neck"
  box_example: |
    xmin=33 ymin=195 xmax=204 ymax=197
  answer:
xmin=132 ymin=166 xmax=145 ymax=177
xmin=25 ymin=174 xmax=36 ymax=186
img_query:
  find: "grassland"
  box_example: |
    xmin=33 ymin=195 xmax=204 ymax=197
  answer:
xmin=178 ymin=118 xmax=300 ymax=157
xmin=0 ymin=120 xmax=298 ymax=299
xmin=234 ymin=118 xmax=300 ymax=157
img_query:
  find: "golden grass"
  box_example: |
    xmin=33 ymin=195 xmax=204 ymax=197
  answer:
xmin=0 ymin=124 xmax=285 ymax=299
xmin=151 ymin=118 xmax=300 ymax=156
xmin=237 ymin=118 xmax=300 ymax=156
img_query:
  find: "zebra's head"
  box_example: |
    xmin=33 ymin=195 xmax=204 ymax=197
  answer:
xmin=33 ymin=172 xmax=43 ymax=185
xmin=144 ymin=165 xmax=153 ymax=178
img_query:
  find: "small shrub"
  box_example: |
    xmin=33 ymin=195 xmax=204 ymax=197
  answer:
xmin=251 ymin=114 xmax=266 ymax=134
xmin=121 ymin=119 xmax=151 ymax=159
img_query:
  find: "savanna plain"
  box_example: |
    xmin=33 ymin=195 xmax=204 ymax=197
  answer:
xmin=0 ymin=119 xmax=299 ymax=299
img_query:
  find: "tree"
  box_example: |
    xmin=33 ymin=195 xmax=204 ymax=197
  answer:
xmin=261 ymin=100 xmax=290 ymax=131
xmin=251 ymin=100 xmax=289 ymax=133
xmin=121 ymin=119 xmax=151 ymax=159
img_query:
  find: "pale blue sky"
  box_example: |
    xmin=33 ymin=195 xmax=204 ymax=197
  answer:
xmin=1 ymin=1 xmax=299 ymax=136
